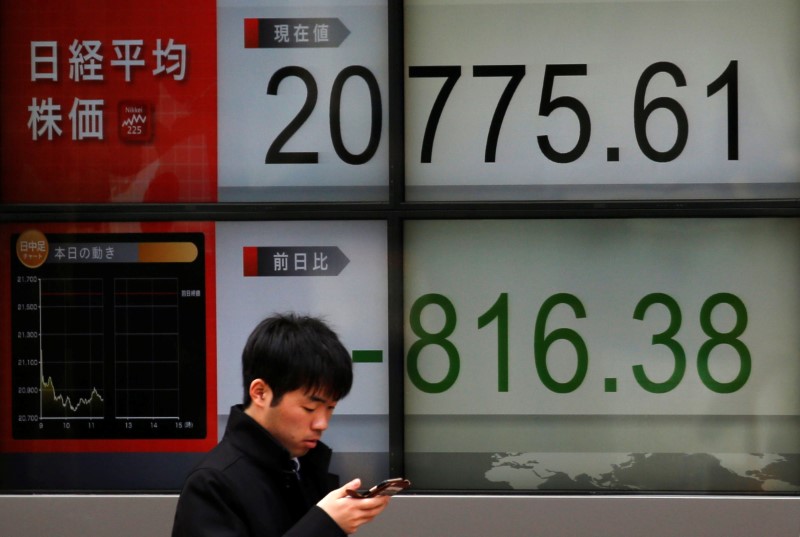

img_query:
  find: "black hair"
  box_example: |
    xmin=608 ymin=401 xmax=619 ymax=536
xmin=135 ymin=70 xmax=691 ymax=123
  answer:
xmin=241 ymin=313 xmax=353 ymax=407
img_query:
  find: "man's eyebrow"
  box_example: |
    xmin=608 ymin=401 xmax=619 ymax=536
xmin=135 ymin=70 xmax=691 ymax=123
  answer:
xmin=308 ymin=394 xmax=333 ymax=404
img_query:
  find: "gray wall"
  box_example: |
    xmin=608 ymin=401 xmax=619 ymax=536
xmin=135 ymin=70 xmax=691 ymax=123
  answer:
xmin=1 ymin=495 xmax=799 ymax=537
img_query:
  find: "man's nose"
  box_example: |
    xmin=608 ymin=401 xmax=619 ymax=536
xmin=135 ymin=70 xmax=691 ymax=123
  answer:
xmin=312 ymin=413 xmax=329 ymax=431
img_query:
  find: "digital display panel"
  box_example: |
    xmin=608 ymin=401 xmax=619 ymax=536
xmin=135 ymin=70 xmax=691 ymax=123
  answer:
xmin=10 ymin=232 xmax=208 ymax=442
xmin=404 ymin=0 xmax=800 ymax=201
xmin=217 ymin=0 xmax=390 ymax=202
xmin=404 ymin=218 xmax=800 ymax=491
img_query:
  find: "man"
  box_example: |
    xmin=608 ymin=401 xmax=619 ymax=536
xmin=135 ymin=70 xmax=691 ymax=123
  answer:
xmin=172 ymin=313 xmax=391 ymax=537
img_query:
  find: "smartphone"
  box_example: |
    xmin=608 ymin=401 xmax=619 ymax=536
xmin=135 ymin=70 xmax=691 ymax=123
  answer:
xmin=346 ymin=478 xmax=411 ymax=499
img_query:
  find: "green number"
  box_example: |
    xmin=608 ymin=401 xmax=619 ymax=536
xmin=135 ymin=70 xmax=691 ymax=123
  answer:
xmin=697 ymin=293 xmax=750 ymax=393
xmin=478 ymin=293 xmax=509 ymax=392
xmin=407 ymin=293 xmax=460 ymax=393
xmin=534 ymin=293 xmax=588 ymax=393
xmin=632 ymin=293 xmax=686 ymax=393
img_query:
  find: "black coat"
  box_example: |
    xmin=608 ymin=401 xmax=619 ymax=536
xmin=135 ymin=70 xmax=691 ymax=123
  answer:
xmin=172 ymin=405 xmax=346 ymax=537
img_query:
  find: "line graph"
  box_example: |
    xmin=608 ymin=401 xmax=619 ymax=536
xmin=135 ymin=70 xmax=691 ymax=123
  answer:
xmin=39 ymin=278 xmax=105 ymax=420
xmin=40 ymin=376 xmax=105 ymax=417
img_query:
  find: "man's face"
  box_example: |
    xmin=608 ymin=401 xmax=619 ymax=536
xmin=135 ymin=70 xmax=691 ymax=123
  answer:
xmin=260 ymin=388 xmax=337 ymax=458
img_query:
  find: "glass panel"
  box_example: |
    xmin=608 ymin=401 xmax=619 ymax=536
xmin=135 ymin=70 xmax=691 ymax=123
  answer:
xmin=214 ymin=220 xmax=390 ymax=483
xmin=405 ymin=0 xmax=800 ymax=201
xmin=404 ymin=218 xmax=800 ymax=491
xmin=217 ymin=0 xmax=390 ymax=202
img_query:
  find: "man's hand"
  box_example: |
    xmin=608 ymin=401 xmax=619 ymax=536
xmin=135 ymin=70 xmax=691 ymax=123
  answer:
xmin=317 ymin=479 xmax=392 ymax=534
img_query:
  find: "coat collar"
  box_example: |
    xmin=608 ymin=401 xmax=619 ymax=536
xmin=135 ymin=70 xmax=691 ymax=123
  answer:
xmin=224 ymin=404 xmax=333 ymax=479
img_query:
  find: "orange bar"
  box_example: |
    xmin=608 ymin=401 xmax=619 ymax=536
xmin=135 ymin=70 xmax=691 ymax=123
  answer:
xmin=137 ymin=242 xmax=198 ymax=263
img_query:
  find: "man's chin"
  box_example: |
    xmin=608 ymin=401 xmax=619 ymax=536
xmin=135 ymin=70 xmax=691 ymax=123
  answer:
xmin=292 ymin=446 xmax=311 ymax=458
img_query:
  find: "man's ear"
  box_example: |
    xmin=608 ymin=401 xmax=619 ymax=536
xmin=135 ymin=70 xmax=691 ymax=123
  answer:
xmin=249 ymin=379 xmax=273 ymax=408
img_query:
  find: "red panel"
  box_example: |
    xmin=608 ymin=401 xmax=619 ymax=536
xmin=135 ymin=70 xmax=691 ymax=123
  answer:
xmin=244 ymin=18 xmax=260 ymax=49
xmin=242 ymin=246 xmax=259 ymax=277
xmin=0 ymin=1 xmax=218 ymax=203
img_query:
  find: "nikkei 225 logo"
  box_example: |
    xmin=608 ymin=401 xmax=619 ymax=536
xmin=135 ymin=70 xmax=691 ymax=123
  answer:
xmin=118 ymin=101 xmax=153 ymax=143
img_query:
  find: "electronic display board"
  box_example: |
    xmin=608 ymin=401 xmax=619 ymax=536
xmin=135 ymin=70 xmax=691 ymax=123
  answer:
xmin=1 ymin=0 xmax=799 ymax=503
xmin=5 ymin=0 xmax=799 ymax=203
xmin=2 ymin=223 xmax=217 ymax=452
xmin=11 ymin=232 xmax=208 ymax=442
xmin=404 ymin=0 xmax=800 ymax=200
xmin=404 ymin=218 xmax=800 ymax=491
